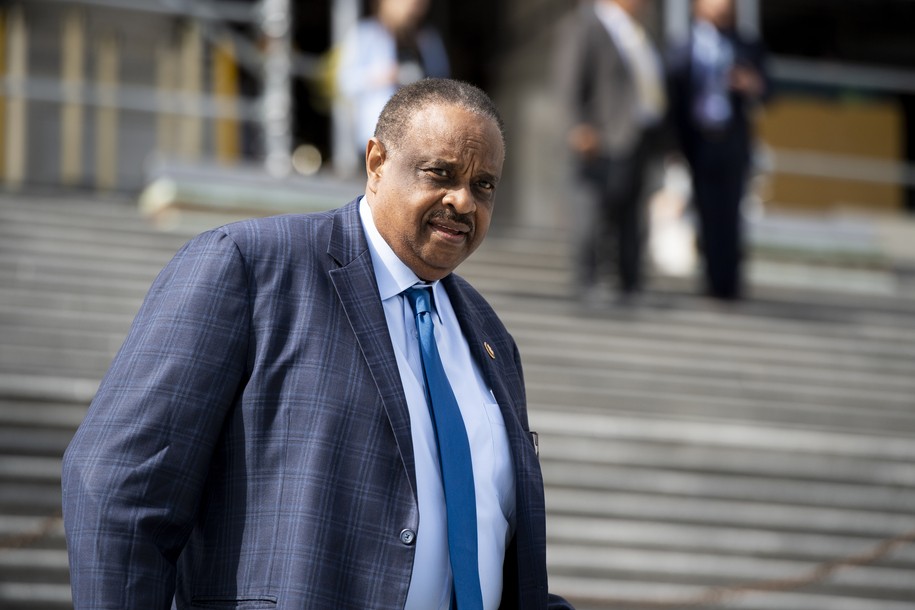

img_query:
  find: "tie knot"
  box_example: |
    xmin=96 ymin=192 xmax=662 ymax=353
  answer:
xmin=404 ymin=285 xmax=433 ymax=317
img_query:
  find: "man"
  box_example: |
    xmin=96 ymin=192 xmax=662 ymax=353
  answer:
xmin=555 ymin=0 xmax=666 ymax=303
xmin=62 ymin=79 xmax=573 ymax=610
xmin=666 ymin=0 xmax=770 ymax=301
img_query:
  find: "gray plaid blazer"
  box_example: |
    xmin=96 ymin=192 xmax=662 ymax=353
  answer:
xmin=62 ymin=199 xmax=572 ymax=610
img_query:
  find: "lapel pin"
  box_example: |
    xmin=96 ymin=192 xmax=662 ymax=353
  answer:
xmin=484 ymin=342 xmax=495 ymax=360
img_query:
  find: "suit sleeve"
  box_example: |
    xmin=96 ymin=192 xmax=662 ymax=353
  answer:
xmin=62 ymin=229 xmax=251 ymax=609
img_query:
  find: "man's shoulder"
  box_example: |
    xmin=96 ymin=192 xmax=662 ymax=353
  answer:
xmin=207 ymin=200 xmax=358 ymax=248
xmin=217 ymin=209 xmax=333 ymax=238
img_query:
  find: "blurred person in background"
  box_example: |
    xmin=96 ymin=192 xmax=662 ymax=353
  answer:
xmin=666 ymin=0 xmax=770 ymax=301
xmin=337 ymin=0 xmax=450 ymax=161
xmin=555 ymin=0 xmax=667 ymax=306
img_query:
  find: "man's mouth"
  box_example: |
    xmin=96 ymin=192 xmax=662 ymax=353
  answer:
xmin=428 ymin=213 xmax=472 ymax=240
xmin=430 ymin=221 xmax=468 ymax=237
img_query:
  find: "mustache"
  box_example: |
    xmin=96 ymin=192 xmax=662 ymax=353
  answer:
xmin=429 ymin=209 xmax=474 ymax=231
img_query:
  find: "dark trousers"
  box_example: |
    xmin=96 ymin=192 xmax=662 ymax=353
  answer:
xmin=574 ymin=141 xmax=649 ymax=294
xmin=690 ymin=139 xmax=749 ymax=300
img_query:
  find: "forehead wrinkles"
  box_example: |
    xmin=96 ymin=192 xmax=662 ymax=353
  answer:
xmin=396 ymin=104 xmax=503 ymax=170
xmin=457 ymin=135 xmax=501 ymax=176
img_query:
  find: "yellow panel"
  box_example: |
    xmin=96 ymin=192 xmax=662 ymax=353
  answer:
xmin=213 ymin=35 xmax=240 ymax=164
xmin=756 ymin=96 xmax=903 ymax=212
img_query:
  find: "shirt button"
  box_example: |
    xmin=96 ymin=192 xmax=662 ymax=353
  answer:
xmin=399 ymin=529 xmax=416 ymax=545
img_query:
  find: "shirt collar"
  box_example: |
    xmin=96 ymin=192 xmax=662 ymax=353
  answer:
xmin=359 ymin=196 xmax=442 ymax=302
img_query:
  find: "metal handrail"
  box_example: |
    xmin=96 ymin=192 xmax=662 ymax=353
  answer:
xmin=26 ymin=0 xmax=259 ymax=23
xmin=0 ymin=75 xmax=262 ymax=121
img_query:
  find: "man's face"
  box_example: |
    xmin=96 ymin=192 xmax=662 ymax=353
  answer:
xmin=378 ymin=0 xmax=429 ymax=35
xmin=365 ymin=103 xmax=504 ymax=281
xmin=694 ymin=0 xmax=734 ymax=29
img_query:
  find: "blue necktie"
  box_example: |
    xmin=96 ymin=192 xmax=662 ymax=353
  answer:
xmin=404 ymin=286 xmax=483 ymax=610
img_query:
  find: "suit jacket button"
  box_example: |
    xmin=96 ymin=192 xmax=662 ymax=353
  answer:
xmin=399 ymin=529 xmax=416 ymax=545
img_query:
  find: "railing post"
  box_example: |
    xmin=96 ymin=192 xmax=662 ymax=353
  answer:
xmin=156 ymin=41 xmax=179 ymax=158
xmin=4 ymin=4 xmax=27 ymax=189
xmin=61 ymin=8 xmax=85 ymax=186
xmin=260 ymin=0 xmax=292 ymax=176
xmin=331 ymin=0 xmax=360 ymax=177
xmin=179 ymin=21 xmax=203 ymax=161
xmin=94 ymin=34 xmax=119 ymax=191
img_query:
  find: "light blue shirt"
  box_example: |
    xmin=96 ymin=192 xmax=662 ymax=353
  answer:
xmin=691 ymin=19 xmax=735 ymax=128
xmin=359 ymin=198 xmax=516 ymax=610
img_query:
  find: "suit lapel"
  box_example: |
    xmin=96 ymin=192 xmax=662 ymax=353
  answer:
xmin=445 ymin=276 xmax=548 ymax=608
xmin=327 ymin=200 xmax=417 ymax=496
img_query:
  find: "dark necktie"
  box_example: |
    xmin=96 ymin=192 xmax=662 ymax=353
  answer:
xmin=404 ymin=286 xmax=483 ymax=610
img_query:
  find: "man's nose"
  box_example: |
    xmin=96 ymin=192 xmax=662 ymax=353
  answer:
xmin=442 ymin=185 xmax=475 ymax=214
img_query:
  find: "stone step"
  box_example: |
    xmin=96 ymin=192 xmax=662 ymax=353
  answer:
xmin=0 ymin=227 xmax=184 ymax=263
xmin=546 ymin=515 xmax=915 ymax=565
xmin=0 ymin=196 xmax=189 ymax=236
xmin=0 ymin=428 xmax=77 ymax=459
xmin=548 ymin=544 xmax=914 ymax=596
xmin=530 ymin=409 xmax=915 ymax=462
xmin=0 ymin=549 xmax=70 ymax=584
xmin=1 ymin=325 xmax=128 ymax=354
xmin=541 ymin=435 xmax=915 ymax=488
xmin=525 ymin=364 xmax=915 ymax=414
xmin=0 ymin=255 xmax=167 ymax=287
xmin=0 ymin=273 xmax=152 ymax=303
xmin=0 ymin=344 xmax=118 ymax=380
xmin=0 ymin=306 xmax=136 ymax=334
xmin=0 ymin=287 xmax=147 ymax=316
xmin=551 ymin=576 xmax=915 ymax=610
xmin=527 ymin=393 xmax=915 ymax=440
xmin=0 ymin=482 xmax=61 ymax=515
xmin=0 ymin=583 xmax=72 ymax=610
xmin=544 ymin=487 xmax=915 ymax=539
xmin=519 ymin=335 xmax=915 ymax=391
xmin=483 ymin=289 xmax=915 ymax=344
xmin=0 ymin=376 xmax=97 ymax=405
xmin=0 ymin=515 xmax=65 ymax=547
xmin=496 ymin=301 xmax=915 ymax=353
xmin=0 ymin=457 xmax=63 ymax=484
xmin=541 ymin=461 xmax=915 ymax=513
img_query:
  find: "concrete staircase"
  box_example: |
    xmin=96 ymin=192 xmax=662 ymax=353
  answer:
xmin=0 ymin=195 xmax=185 ymax=609
xmin=1 ymin=193 xmax=914 ymax=609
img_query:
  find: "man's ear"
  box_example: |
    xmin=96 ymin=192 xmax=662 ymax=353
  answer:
xmin=365 ymin=138 xmax=386 ymax=194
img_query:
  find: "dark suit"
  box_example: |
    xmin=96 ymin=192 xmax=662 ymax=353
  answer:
xmin=555 ymin=3 xmax=662 ymax=294
xmin=667 ymin=27 xmax=769 ymax=300
xmin=62 ymin=199 xmax=572 ymax=609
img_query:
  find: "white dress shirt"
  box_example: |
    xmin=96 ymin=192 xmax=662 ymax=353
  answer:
xmin=358 ymin=198 xmax=516 ymax=610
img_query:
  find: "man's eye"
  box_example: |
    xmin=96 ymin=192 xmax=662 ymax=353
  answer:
xmin=426 ymin=168 xmax=448 ymax=178
xmin=477 ymin=180 xmax=495 ymax=191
